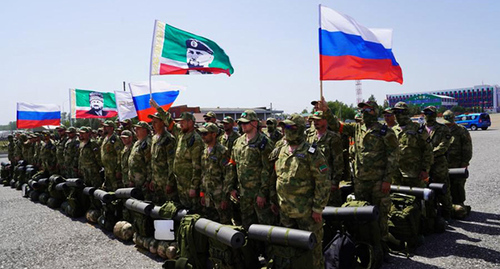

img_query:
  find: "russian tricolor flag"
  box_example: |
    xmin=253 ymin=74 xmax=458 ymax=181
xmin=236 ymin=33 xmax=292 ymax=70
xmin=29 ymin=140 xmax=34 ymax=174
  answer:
xmin=319 ymin=5 xmax=403 ymax=84
xmin=129 ymin=81 xmax=183 ymax=122
xmin=17 ymin=102 xmax=61 ymax=129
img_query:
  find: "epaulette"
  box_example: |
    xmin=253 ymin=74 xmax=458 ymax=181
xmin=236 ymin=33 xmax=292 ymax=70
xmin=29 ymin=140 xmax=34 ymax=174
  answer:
xmin=140 ymin=139 xmax=148 ymax=150
xmin=110 ymin=134 xmax=116 ymax=144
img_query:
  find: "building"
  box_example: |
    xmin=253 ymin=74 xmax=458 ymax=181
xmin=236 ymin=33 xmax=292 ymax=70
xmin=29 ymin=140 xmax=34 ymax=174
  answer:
xmin=387 ymin=84 xmax=500 ymax=112
xmin=200 ymin=107 xmax=284 ymax=121
xmin=405 ymin=94 xmax=457 ymax=108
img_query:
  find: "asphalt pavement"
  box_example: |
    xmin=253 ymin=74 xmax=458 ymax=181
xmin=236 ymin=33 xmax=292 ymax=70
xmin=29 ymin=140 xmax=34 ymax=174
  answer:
xmin=1 ymin=123 xmax=500 ymax=268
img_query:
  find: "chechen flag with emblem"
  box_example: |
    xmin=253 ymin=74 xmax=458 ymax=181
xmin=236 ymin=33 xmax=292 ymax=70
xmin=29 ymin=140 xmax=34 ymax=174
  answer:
xmin=150 ymin=20 xmax=234 ymax=76
xmin=70 ymin=88 xmax=118 ymax=119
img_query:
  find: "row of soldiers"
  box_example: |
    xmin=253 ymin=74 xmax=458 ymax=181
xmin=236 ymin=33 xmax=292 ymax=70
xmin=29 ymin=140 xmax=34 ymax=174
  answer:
xmin=6 ymin=98 xmax=472 ymax=267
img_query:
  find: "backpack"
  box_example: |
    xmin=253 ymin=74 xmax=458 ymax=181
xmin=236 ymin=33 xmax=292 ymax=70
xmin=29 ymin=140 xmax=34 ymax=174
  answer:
xmin=324 ymin=230 xmax=356 ymax=269
xmin=388 ymin=193 xmax=422 ymax=251
xmin=206 ymin=225 xmax=254 ymax=269
xmin=177 ymin=214 xmax=208 ymax=269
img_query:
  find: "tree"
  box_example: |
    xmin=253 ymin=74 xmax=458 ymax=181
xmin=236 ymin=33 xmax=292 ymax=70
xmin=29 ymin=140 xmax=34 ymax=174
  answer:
xmin=451 ymin=106 xmax=466 ymax=114
xmin=327 ymin=100 xmax=356 ymax=120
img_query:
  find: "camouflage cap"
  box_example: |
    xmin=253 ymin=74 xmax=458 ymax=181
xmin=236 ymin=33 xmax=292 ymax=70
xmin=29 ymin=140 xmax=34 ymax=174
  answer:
xmin=55 ymin=125 xmax=67 ymax=130
xmin=393 ymin=101 xmax=409 ymax=110
xmin=221 ymin=116 xmax=235 ymax=124
xmin=237 ymin=110 xmax=259 ymax=123
xmin=7 ymin=134 xmax=13 ymax=139
xmin=79 ymin=126 xmax=92 ymax=133
xmin=266 ymin=118 xmax=278 ymax=125
xmin=310 ymin=111 xmax=326 ymax=120
xmin=203 ymin=111 xmax=217 ymax=119
xmin=443 ymin=110 xmax=455 ymax=124
xmin=355 ymin=112 xmax=362 ymax=120
xmin=102 ymin=120 xmax=116 ymax=128
xmin=121 ymin=119 xmax=132 ymax=125
xmin=133 ymin=121 xmax=152 ymax=131
xmin=382 ymin=108 xmax=394 ymax=115
xmin=198 ymin=123 xmax=219 ymax=133
xmin=422 ymin=106 xmax=437 ymax=113
xmin=310 ymin=100 xmax=319 ymax=106
xmin=174 ymin=112 xmax=196 ymax=122
xmin=120 ymin=130 xmax=133 ymax=138
xmin=357 ymin=100 xmax=378 ymax=108
xmin=66 ymin=127 xmax=77 ymax=133
xmin=97 ymin=127 xmax=103 ymax=132
xmin=148 ymin=112 xmax=163 ymax=121
xmin=282 ymin=114 xmax=306 ymax=128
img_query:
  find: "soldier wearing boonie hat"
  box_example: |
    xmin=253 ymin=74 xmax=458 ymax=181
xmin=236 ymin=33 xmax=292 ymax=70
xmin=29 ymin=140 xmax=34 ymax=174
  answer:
xmin=64 ymin=126 xmax=80 ymax=178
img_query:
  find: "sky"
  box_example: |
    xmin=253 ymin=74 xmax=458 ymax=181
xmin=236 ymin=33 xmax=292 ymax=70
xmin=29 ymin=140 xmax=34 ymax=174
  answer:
xmin=1 ymin=0 xmax=499 ymax=124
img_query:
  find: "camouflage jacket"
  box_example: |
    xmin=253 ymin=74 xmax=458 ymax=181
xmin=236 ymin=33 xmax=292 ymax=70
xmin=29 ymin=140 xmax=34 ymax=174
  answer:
xmin=151 ymin=131 xmax=177 ymax=189
xmin=14 ymin=139 xmax=23 ymax=160
xmin=425 ymin=122 xmax=452 ymax=158
xmin=274 ymin=141 xmax=330 ymax=218
xmin=218 ymin=131 xmax=240 ymax=154
xmin=120 ymin=144 xmax=132 ymax=186
xmin=128 ymin=137 xmax=152 ymax=187
xmin=78 ymin=140 xmax=101 ymax=169
xmin=8 ymin=140 xmax=15 ymax=162
xmin=40 ymin=139 xmax=57 ymax=172
xmin=447 ymin=124 xmax=472 ymax=168
xmin=64 ymin=137 xmax=80 ymax=170
xmin=33 ymin=141 xmax=42 ymax=165
xmin=173 ymin=130 xmax=203 ymax=190
xmin=306 ymin=129 xmax=344 ymax=185
xmin=24 ymin=142 xmax=35 ymax=165
xmin=230 ymin=132 xmax=275 ymax=198
xmin=393 ymin=122 xmax=434 ymax=178
xmin=100 ymin=133 xmax=124 ymax=170
xmin=326 ymin=111 xmax=400 ymax=183
xmin=201 ymin=143 xmax=232 ymax=208
xmin=56 ymin=136 xmax=68 ymax=167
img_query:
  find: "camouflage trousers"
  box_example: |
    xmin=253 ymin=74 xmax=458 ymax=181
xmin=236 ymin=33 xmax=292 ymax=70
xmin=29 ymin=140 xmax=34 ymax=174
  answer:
xmin=280 ymin=214 xmax=324 ymax=269
xmin=65 ymin=167 xmax=79 ymax=179
xmin=353 ymin=180 xmax=391 ymax=241
xmin=327 ymin=187 xmax=342 ymax=207
xmin=394 ymin=175 xmax=427 ymax=188
xmin=81 ymin=166 xmax=102 ymax=188
xmin=103 ymin=166 xmax=122 ymax=191
xmin=430 ymin=156 xmax=453 ymax=219
xmin=201 ymin=205 xmax=232 ymax=224
xmin=239 ymin=194 xmax=277 ymax=230
xmin=450 ymin=177 xmax=467 ymax=205
xmin=177 ymin=181 xmax=200 ymax=211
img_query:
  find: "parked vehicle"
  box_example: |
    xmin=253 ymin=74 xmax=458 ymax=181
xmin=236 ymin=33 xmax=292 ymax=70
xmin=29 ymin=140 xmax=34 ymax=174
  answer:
xmin=455 ymin=113 xmax=491 ymax=131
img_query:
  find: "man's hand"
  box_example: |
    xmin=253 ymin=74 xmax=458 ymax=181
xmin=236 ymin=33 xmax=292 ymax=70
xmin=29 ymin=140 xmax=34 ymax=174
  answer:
xmin=148 ymin=182 xmax=155 ymax=192
xmin=116 ymin=172 xmax=122 ymax=179
xmin=419 ymin=171 xmax=429 ymax=183
xmin=150 ymin=99 xmax=159 ymax=109
xmin=220 ymin=201 xmax=228 ymax=210
xmin=271 ymin=204 xmax=279 ymax=215
xmin=165 ymin=185 xmax=174 ymax=194
xmin=318 ymin=96 xmax=329 ymax=112
xmin=189 ymin=189 xmax=196 ymax=198
xmin=200 ymin=196 xmax=205 ymax=206
xmin=230 ymin=190 xmax=239 ymax=202
xmin=381 ymin=182 xmax=391 ymax=194
xmin=256 ymin=196 xmax=266 ymax=209
xmin=312 ymin=211 xmax=322 ymax=223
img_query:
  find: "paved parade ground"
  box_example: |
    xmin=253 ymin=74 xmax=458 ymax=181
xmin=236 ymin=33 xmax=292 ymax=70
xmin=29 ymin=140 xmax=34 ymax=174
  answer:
xmin=1 ymin=119 xmax=500 ymax=268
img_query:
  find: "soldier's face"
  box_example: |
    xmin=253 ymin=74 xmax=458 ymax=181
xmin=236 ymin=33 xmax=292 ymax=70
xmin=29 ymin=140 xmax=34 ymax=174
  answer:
xmin=121 ymin=136 xmax=132 ymax=145
xmin=135 ymin=127 xmax=148 ymax=140
xmin=104 ymin=126 xmax=114 ymax=134
xmin=223 ymin=122 xmax=233 ymax=132
xmin=80 ymin=132 xmax=90 ymax=141
xmin=179 ymin=119 xmax=193 ymax=133
xmin=152 ymin=118 xmax=165 ymax=133
xmin=313 ymin=119 xmax=327 ymax=131
xmin=201 ymin=132 xmax=216 ymax=144
xmin=187 ymin=48 xmax=214 ymax=67
xmin=240 ymin=121 xmax=256 ymax=134
xmin=90 ymin=99 xmax=104 ymax=110
xmin=68 ymin=132 xmax=76 ymax=138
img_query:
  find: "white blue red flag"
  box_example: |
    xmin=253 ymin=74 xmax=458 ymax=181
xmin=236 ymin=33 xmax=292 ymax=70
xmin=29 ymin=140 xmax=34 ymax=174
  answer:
xmin=128 ymin=81 xmax=183 ymax=122
xmin=319 ymin=5 xmax=403 ymax=84
xmin=17 ymin=102 xmax=61 ymax=129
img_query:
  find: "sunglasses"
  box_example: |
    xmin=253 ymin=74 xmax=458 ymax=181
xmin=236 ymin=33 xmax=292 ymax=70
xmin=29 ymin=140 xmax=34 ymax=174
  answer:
xmin=201 ymin=132 xmax=210 ymax=136
xmin=239 ymin=122 xmax=250 ymax=125
xmin=423 ymin=110 xmax=435 ymax=115
xmin=360 ymin=108 xmax=374 ymax=113
xmin=284 ymin=125 xmax=297 ymax=130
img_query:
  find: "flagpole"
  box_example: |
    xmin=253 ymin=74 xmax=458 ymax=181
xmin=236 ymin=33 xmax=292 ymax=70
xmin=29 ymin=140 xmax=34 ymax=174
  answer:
xmin=68 ymin=88 xmax=72 ymax=127
xmin=149 ymin=20 xmax=158 ymax=100
xmin=318 ymin=4 xmax=323 ymax=100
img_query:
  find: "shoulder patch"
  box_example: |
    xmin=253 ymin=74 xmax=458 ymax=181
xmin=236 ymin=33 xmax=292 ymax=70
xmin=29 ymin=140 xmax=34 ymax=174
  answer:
xmin=380 ymin=124 xmax=388 ymax=136
xmin=296 ymin=153 xmax=306 ymax=158
xmin=319 ymin=164 xmax=328 ymax=173
xmin=259 ymin=136 xmax=268 ymax=150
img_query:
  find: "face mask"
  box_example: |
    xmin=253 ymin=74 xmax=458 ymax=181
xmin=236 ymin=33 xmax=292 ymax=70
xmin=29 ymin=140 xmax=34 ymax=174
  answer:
xmin=362 ymin=111 xmax=378 ymax=126
xmin=425 ymin=114 xmax=437 ymax=125
xmin=395 ymin=113 xmax=411 ymax=126
xmin=285 ymin=127 xmax=304 ymax=146
xmin=267 ymin=125 xmax=275 ymax=133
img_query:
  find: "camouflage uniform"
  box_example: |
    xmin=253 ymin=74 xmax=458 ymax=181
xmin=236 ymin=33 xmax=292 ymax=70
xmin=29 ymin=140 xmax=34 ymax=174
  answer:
xmin=64 ymin=129 xmax=80 ymax=178
xmin=40 ymin=136 xmax=57 ymax=174
xmin=424 ymin=106 xmax=453 ymax=219
xmin=128 ymin=132 xmax=152 ymax=196
xmin=444 ymin=111 xmax=473 ymax=205
xmin=199 ymin=123 xmax=232 ymax=224
xmin=274 ymin=114 xmax=330 ymax=268
xmin=14 ymin=134 xmax=24 ymax=162
xmin=120 ymin=135 xmax=133 ymax=188
xmin=7 ymin=135 xmax=15 ymax=164
xmin=264 ymin=118 xmax=283 ymax=144
xmin=23 ymin=137 xmax=36 ymax=165
xmin=326 ymin=101 xmax=399 ymax=243
xmin=230 ymin=111 xmax=276 ymax=229
xmin=55 ymin=126 xmax=68 ymax=175
xmin=218 ymin=130 xmax=240 ymax=154
xmin=33 ymin=136 xmax=42 ymax=168
xmin=307 ymin=111 xmax=344 ymax=206
xmin=100 ymin=122 xmax=124 ymax=191
xmin=78 ymin=127 xmax=102 ymax=188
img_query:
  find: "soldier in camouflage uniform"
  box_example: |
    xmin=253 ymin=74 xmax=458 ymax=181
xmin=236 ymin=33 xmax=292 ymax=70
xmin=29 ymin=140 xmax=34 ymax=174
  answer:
xmin=391 ymin=102 xmax=433 ymax=188
xmin=25 ymin=134 xmax=37 ymax=165
xmin=128 ymin=121 xmax=152 ymax=198
xmin=34 ymin=133 xmax=43 ymax=168
xmin=230 ymin=110 xmax=277 ymax=229
xmin=7 ymin=135 xmax=15 ymax=163
xmin=383 ymin=108 xmax=396 ymax=128
xmin=203 ymin=111 xmax=223 ymax=138
xmin=306 ymin=110 xmax=344 ymax=206
xmin=423 ymin=106 xmax=453 ymax=220
xmin=40 ymin=131 xmax=57 ymax=174
xmin=55 ymin=126 xmax=68 ymax=176
xmin=78 ymin=127 xmax=102 ymax=188
xmin=219 ymin=116 xmax=240 ymax=154
xmin=443 ymin=110 xmax=473 ymax=205
xmin=20 ymin=134 xmax=30 ymax=163
xmin=320 ymin=100 xmax=399 ymax=257
xmin=148 ymin=113 xmax=177 ymax=205
xmin=119 ymin=130 xmax=133 ymax=188
xmin=264 ymin=118 xmax=283 ymax=144
xmin=100 ymin=120 xmax=124 ymax=191
xmin=199 ymin=123 xmax=232 ymax=224
xmin=64 ymin=127 xmax=80 ymax=178
xmin=120 ymin=119 xmax=137 ymax=142
xmin=273 ymin=114 xmax=330 ymax=268
xmin=14 ymin=132 xmax=24 ymax=162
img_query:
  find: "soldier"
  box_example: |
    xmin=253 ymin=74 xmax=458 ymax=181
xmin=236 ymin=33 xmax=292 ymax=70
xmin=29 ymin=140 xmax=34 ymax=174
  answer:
xmin=128 ymin=121 xmax=152 ymax=198
xmin=383 ymin=108 xmax=396 ymax=128
xmin=219 ymin=116 xmax=240 ymax=154
xmin=121 ymin=119 xmax=137 ymax=141
xmin=306 ymin=110 xmax=344 ymax=206
xmin=25 ymin=134 xmax=37 ymax=165
xmin=39 ymin=131 xmax=57 ymax=174
xmin=64 ymin=127 xmax=80 ymax=178
xmin=55 ymin=126 xmax=68 ymax=176
xmin=203 ymin=111 xmax=218 ymax=124
xmin=20 ymin=134 xmax=30 ymax=163
xmin=319 ymin=99 xmax=399 ymax=260
xmin=273 ymin=114 xmax=330 ymax=268
xmin=264 ymin=118 xmax=283 ymax=144
xmin=7 ymin=135 xmax=15 ymax=163
xmin=33 ymin=133 xmax=43 ymax=168
xmin=443 ymin=110 xmax=473 ymax=206
xmin=14 ymin=132 xmax=23 ymax=162
xmin=199 ymin=123 xmax=232 ymax=224
xmin=423 ymin=106 xmax=453 ymax=221
xmin=148 ymin=112 xmax=177 ymax=205
xmin=391 ymin=102 xmax=433 ymax=188
xmin=230 ymin=110 xmax=277 ymax=229
xmin=100 ymin=120 xmax=124 ymax=191
xmin=78 ymin=127 xmax=102 ymax=188
xmin=119 ymin=130 xmax=134 ymax=188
